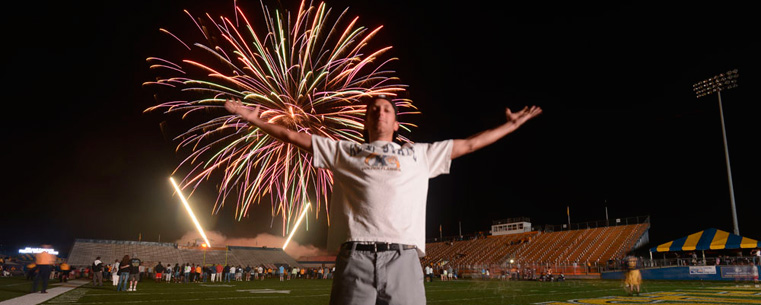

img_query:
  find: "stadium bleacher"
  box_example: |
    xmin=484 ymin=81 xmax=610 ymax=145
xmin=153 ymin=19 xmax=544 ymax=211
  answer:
xmin=65 ymin=218 xmax=649 ymax=280
xmin=422 ymin=221 xmax=650 ymax=278
xmin=66 ymin=239 xmax=301 ymax=269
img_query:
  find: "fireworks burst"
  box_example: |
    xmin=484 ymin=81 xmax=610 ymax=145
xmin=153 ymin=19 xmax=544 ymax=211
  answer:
xmin=143 ymin=0 xmax=418 ymax=235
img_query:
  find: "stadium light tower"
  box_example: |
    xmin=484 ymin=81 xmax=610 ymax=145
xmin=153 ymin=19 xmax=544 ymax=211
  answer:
xmin=692 ymin=69 xmax=739 ymax=235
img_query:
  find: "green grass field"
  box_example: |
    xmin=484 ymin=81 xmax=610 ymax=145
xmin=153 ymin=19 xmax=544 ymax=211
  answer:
xmin=1 ymin=277 xmax=759 ymax=304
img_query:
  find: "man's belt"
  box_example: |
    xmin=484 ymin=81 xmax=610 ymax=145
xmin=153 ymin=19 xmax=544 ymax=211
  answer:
xmin=343 ymin=242 xmax=416 ymax=252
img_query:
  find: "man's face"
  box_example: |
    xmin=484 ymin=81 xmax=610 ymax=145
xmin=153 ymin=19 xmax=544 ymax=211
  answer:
xmin=365 ymin=98 xmax=399 ymax=141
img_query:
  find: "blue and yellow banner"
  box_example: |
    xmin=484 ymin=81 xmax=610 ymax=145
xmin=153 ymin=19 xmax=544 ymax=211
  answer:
xmin=650 ymin=228 xmax=760 ymax=252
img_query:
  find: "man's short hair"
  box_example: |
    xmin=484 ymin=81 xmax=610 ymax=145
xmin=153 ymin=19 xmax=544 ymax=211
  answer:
xmin=362 ymin=94 xmax=399 ymax=143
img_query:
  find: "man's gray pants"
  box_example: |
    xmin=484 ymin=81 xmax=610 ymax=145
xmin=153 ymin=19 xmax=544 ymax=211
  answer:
xmin=93 ymin=271 xmax=103 ymax=286
xmin=329 ymin=243 xmax=425 ymax=305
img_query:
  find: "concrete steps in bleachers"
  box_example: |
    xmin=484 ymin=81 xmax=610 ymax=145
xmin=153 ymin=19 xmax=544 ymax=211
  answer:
xmin=422 ymin=222 xmax=650 ymax=269
xmin=66 ymin=239 xmax=302 ymax=270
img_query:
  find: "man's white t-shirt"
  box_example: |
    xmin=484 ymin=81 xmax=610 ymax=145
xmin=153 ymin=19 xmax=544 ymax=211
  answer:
xmin=312 ymin=136 xmax=453 ymax=257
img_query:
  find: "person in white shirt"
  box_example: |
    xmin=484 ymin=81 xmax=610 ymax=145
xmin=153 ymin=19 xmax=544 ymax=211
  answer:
xmin=165 ymin=264 xmax=173 ymax=283
xmin=228 ymin=266 xmax=236 ymax=282
xmin=138 ymin=264 xmax=145 ymax=282
xmin=111 ymin=259 xmax=120 ymax=286
xmin=225 ymin=95 xmax=541 ymax=305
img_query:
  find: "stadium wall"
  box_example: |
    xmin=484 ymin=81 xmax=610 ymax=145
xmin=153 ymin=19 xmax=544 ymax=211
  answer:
xmin=601 ymin=265 xmax=760 ymax=281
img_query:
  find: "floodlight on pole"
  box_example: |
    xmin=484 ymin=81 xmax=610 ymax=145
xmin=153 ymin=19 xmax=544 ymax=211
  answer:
xmin=283 ymin=203 xmax=311 ymax=250
xmin=692 ymin=69 xmax=740 ymax=235
xmin=170 ymin=177 xmax=212 ymax=247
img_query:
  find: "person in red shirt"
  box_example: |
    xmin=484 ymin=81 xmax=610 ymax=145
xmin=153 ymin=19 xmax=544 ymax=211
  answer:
xmin=215 ymin=264 xmax=223 ymax=282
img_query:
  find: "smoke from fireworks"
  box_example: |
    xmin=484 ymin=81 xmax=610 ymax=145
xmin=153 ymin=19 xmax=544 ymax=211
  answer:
xmin=143 ymin=1 xmax=417 ymax=235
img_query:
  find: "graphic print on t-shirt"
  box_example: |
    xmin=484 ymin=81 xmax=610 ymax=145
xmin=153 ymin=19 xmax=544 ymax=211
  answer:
xmin=364 ymin=152 xmax=400 ymax=170
xmin=349 ymin=142 xmax=415 ymax=171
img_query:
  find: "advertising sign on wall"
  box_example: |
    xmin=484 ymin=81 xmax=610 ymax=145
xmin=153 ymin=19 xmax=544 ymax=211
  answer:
xmin=720 ymin=266 xmax=756 ymax=278
xmin=689 ymin=266 xmax=717 ymax=275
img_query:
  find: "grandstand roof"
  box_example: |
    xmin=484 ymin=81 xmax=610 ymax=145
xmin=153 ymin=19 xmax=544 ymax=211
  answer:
xmin=650 ymin=228 xmax=760 ymax=252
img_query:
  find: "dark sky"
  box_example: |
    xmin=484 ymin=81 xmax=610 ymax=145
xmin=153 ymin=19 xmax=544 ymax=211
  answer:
xmin=5 ymin=1 xmax=759 ymax=256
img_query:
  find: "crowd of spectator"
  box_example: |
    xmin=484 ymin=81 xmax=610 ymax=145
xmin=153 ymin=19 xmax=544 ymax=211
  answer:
xmin=2 ymin=253 xmax=338 ymax=290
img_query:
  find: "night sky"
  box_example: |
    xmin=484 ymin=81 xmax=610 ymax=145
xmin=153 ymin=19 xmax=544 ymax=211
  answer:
xmin=5 ymin=1 xmax=759 ymax=257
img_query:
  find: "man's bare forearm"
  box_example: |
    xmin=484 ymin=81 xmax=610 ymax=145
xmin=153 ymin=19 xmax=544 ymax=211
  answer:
xmin=227 ymin=101 xmax=313 ymax=152
xmin=451 ymin=121 xmax=520 ymax=159
xmin=451 ymin=106 xmax=541 ymax=159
